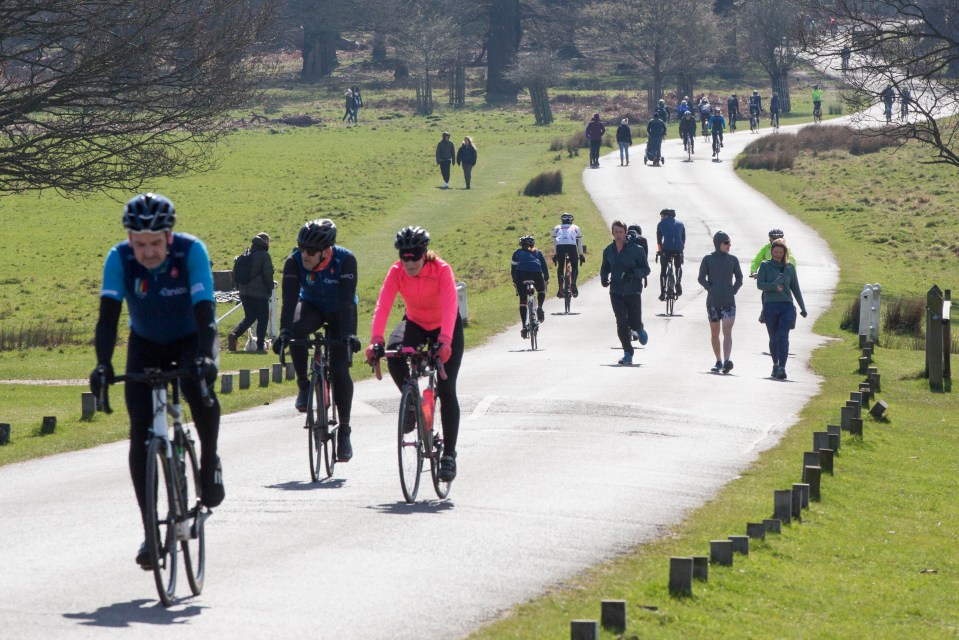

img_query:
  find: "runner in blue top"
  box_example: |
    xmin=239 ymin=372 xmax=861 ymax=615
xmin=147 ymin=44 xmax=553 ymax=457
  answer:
xmin=272 ymin=218 xmax=359 ymax=461
xmin=91 ymin=193 xmax=224 ymax=571
xmin=511 ymin=235 xmax=550 ymax=336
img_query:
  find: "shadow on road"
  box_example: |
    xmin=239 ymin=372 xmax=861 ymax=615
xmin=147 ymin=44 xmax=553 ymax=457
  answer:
xmin=64 ymin=599 xmax=204 ymax=627
xmin=265 ymin=479 xmax=347 ymax=491
xmin=367 ymin=500 xmax=455 ymax=515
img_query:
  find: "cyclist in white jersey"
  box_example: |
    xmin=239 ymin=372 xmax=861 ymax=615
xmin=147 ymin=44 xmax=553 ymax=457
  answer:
xmin=552 ymin=212 xmax=586 ymax=297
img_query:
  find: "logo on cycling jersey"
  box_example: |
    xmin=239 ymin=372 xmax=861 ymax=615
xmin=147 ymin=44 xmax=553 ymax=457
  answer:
xmin=170 ymin=267 xmax=180 ymax=279
xmin=159 ymin=286 xmax=188 ymax=297
xmin=134 ymin=278 xmax=148 ymax=298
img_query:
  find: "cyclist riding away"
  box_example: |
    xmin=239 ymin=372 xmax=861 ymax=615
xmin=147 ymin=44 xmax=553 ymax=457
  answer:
xmin=552 ymin=212 xmax=585 ymax=297
xmin=709 ymin=107 xmax=726 ymax=157
xmin=749 ymin=90 xmax=763 ymax=129
xmin=727 ymin=94 xmax=739 ymax=132
xmin=511 ymin=235 xmax=549 ymax=338
xmin=91 ymin=193 xmax=224 ymax=570
xmin=273 ymin=218 xmax=359 ymax=462
xmin=769 ymin=92 xmax=781 ymax=127
xmin=656 ymin=208 xmax=686 ymax=301
xmin=698 ymin=98 xmax=712 ymax=137
xmin=601 ymin=220 xmax=651 ymax=365
xmin=901 ymin=87 xmax=911 ymax=119
xmin=680 ymin=110 xmax=697 ymax=154
xmin=366 ymin=226 xmax=464 ymax=482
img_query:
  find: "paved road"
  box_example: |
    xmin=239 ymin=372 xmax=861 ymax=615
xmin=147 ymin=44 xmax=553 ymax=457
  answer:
xmin=0 ymin=124 xmax=837 ymax=638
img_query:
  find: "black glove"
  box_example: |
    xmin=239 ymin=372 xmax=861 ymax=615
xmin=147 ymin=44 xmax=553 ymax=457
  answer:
xmin=551 ymin=254 xmax=558 ymax=266
xmin=800 ymin=310 xmax=808 ymax=318
xmin=643 ymin=277 xmax=648 ymax=288
xmin=621 ymin=272 xmax=634 ymax=283
xmin=89 ymin=363 xmax=114 ymax=398
xmin=194 ymin=356 xmax=218 ymax=384
xmin=579 ymin=254 xmax=586 ymax=266
xmin=601 ymin=278 xmax=609 ymax=288
xmin=348 ymin=335 xmax=362 ymax=353
xmin=272 ymin=329 xmax=290 ymax=356
xmin=655 ymin=251 xmax=661 ymax=263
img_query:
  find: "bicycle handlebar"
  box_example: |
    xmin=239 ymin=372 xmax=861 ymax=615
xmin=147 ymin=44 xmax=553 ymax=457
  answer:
xmin=96 ymin=367 xmax=213 ymax=414
xmin=278 ymin=334 xmax=358 ymax=368
xmin=369 ymin=345 xmax=447 ymax=382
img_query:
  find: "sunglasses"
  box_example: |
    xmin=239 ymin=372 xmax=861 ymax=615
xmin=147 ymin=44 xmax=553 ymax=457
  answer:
xmin=299 ymin=245 xmax=325 ymax=257
xmin=400 ymin=251 xmax=425 ymax=262
xmin=722 ymin=241 xmax=731 ymax=245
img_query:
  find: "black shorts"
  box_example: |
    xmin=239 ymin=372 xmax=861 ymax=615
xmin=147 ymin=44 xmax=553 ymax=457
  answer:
xmin=513 ymin=272 xmax=546 ymax=297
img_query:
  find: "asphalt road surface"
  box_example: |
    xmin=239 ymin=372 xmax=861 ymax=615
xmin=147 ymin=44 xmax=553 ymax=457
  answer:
xmin=0 ymin=122 xmax=837 ymax=639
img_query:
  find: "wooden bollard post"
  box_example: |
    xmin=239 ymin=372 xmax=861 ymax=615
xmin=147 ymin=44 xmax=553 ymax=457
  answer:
xmin=818 ymin=448 xmax=835 ymax=474
xmin=729 ymin=535 xmax=750 ymax=555
xmin=259 ymin=367 xmax=270 ymax=387
xmin=41 ymin=416 xmax=57 ymax=435
xmin=794 ymin=482 xmax=810 ymax=509
xmin=870 ymin=399 xmax=889 ymax=419
xmin=859 ymin=382 xmax=873 ymax=402
xmin=858 ymin=333 xmax=867 ymax=349
xmin=813 ymin=431 xmax=830 ymax=452
xmin=858 ymin=356 xmax=870 ymax=374
xmin=710 ymin=540 xmax=733 ymax=566
xmin=847 ymin=399 xmax=861 ymax=420
xmin=0 ymin=423 xmax=10 ymax=445
xmin=668 ymin=558 xmax=693 ymax=597
xmin=858 ymin=384 xmax=872 ymax=409
xmin=827 ymin=425 xmax=841 ymax=452
xmin=862 ymin=345 xmax=873 ymax=362
xmin=840 ymin=406 xmax=853 ymax=431
xmin=803 ymin=451 xmax=820 ymax=470
xmin=220 ymin=373 xmax=233 ymax=394
xmin=850 ymin=391 xmax=863 ymax=410
xmin=774 ymin=490 xmax=792 ymax=524
xmin=272 ymin=363 xmax=283 ymax=383
xmin=868 ymin=367 xmax=881 ymax=392
xmin=804 ymin=466 xmax=822 ymax=501
xmin=601 ymin=600 xmax=627 ymax=630
xmin=849 ymin=415 xmax=864 ymax=436
xmin=692 ymin=556 xmax=709 ymax=581
xmin=570 ymin=620 xmax=598 ymax=640
xmin=285 ymin=361 xmax=295 ymax=380
xmin=81 ymin=392 xmax=96 ymax=420
xmin=239 ymin=369 xmax=251 ymax=390
xmin=747 ymin=522 xmax=766 ymax=541
xmin=791 ymin=484 xmax=806 ymax=520
xmin=763 ymin=518 xmax=782 ymax=534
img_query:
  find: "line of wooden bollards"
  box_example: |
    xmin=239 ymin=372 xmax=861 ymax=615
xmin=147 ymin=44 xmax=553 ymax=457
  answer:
xmin=568 ymin=341 xmax=891 ymax=639
xmin=0 ymin=362 xmax=296 ymax=447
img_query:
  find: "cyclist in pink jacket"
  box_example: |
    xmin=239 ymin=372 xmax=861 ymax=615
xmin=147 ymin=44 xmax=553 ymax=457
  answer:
xmin=366 ymin=226 xmax=464 ymax=481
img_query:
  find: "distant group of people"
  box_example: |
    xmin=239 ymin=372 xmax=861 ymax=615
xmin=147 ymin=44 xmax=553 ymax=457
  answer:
xmin=341 ymin=85 xmax=363 ymax=123
xmin=435 ymin=131 xmax=478 ymax=189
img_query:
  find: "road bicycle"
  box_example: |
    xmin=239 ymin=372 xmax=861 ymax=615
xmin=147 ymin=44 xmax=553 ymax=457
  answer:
xmin=813 ymin=104 xmax=823 ymax=124
xmin=280 ymin=329 xmax=353 ymax=481
xmin=728 ymin=110 xmax=737 ymax=133
xmin=370 ymin=344 xmax=451 ymax=503
xmin=522 ymin=280 xmax=540 ymax=350
xmin=683 ymin=132 xmax=694 ymax=161
xmin=701 ymin=119 xmax=710 ymax=144
xmin=559 ymin=254 xmax=573 ymax=314
xmin=771 ymin=111 xmax=780 ymax=132
xmin=95 ymin=366 xmax=211 ymax=607
xmin=711 ymin=131 xmax=722 ymax=161
xmin=749 ymin=110 xmax=759 ymax=133
xmin=658 ymin=253 xmax=680 ymax=316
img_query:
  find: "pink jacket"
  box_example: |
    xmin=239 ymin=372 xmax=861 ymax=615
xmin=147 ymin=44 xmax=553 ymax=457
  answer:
xmin=371 ymin=258 xmax=458 ymax=344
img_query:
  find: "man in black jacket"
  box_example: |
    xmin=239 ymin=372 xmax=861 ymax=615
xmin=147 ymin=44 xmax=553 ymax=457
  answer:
xmin=435 ymin=132 xmax=456 ymax=189
xmin=229 ymin=232 xmax=274 ymax=352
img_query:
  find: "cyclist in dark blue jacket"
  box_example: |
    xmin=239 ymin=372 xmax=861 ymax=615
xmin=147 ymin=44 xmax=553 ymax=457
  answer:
xmin=91 ymin=193 xmax=224 ymax=570
xmin=709 ymin=108 xmax=727 ymax=156
xmin=511 ymin=235 xmax=549 ymax=337
xmin=655 ymin=208 xmax=686 ymax=300
xmin=769 ymin=92 xmax=782 ymax=125
xmin=274 ymin=218 xmax=359 ymax=461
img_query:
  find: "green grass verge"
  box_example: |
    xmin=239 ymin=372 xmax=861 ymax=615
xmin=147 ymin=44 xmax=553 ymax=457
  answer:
xmin=468 ymin=141 xmax=959 ymax=638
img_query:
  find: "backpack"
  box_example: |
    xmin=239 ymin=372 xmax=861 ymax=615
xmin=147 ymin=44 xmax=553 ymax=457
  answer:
xmin=232 ymin=249 xmax=254 ymax=286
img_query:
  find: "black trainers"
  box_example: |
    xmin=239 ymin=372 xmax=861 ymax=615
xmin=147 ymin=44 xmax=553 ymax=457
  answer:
xmin=295 ymin=380 xmax=309 ymax=413
xmin=776 ymin=367 xmax=788 ymax=380
xmin=537 ymin=307 xmax=545 ymax=322
xmin=571 ymin=284 xmax=579 ymax=298
xmin=659 ymin=292 xmax=666 ymax=301
xmin=711 ymin=360 xmax=723 ymax=373
xmin=521 ymin=327 xmax=528 ymax=339
xmin=675 ymin=283 xmax=683 ymax=296
xmin=336 ymin=425 xmax=353 ymax=462
xmin=438 ymin=452 xmax=457 ymax=482
xmin=200 ymin=457 xmax=225 ymax=508
xmin=723 ymin=360 xmax=734 ymax=374
xmin=136 ymin=541 xmax=153 ymax=571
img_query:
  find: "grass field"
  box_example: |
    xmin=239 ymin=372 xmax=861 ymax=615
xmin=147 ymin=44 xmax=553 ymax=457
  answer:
xmin=467 ymin=138 xmax=959 ymax=638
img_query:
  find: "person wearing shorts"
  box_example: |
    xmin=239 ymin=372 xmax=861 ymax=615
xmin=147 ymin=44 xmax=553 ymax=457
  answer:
xmin=698 ymin=231 xmax=743 ymax=373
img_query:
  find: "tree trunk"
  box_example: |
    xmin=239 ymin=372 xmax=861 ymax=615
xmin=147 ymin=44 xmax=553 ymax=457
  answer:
xmin=771 ymin=71 xmax=791 ymax=112
xmin=372 ymin=30 xmax=387 ymax=64
xmin=677 ymin=72 xmax=694 ymax=106
xmin=486 ymin=0 xmax=521 ymax=103
xmin=301 ymin=28 xmax=339 ymax=81
xmin=647 ymin=69 xmax=665 ymax=116
xmin=530 ymin=84 xmax=553 ymax=125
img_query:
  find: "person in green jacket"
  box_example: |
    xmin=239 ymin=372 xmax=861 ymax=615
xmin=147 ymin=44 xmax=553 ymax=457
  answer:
xmin=812 ymin=85 xmax=824 ymax=117
xmin=756 ymin=239 xmax=808 ymax=380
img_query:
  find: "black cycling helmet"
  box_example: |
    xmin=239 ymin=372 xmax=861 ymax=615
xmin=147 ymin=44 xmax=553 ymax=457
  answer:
xmin=627 ymin=224 xmax=642 ymax=236
xmin=561 ymin=213 xmax=574 ymax=224
xmin=122 ymin=193 xmax=176 ymax=232
xmin=297 ymin=219 xmax=337 ymax=250
xmin=768 ymin=228 xmax=784 ymax=239
xmin=519 ymin=235 xmax=535 ymax=248
xmin=753 ymin=90 xmax=759 ymax=95
xmin=394 ymin=225 xmax=431 ymax=251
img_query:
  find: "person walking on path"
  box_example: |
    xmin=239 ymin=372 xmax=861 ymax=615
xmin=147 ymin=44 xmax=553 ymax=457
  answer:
xmin=645 ymin=112 xmax=667 ymax=164
xmin=436 ymin=131 xmax=456 ymax=189
xmin=456 ymin=136 xmax=477 ymax=189
xmin=616 ymin=118 xmax=632 ymax=166
xmin=698 ymin=231 xmax=743 ymax=373
xmin=586 ymin=113 xmax=606 ymax=168
xmin=601 ymin=220 xmax=651 ymax=365
xmin=228 ymin=232 xmax=274 ymax=353
xmin=756 ymin=239 xmax=808 ymax=380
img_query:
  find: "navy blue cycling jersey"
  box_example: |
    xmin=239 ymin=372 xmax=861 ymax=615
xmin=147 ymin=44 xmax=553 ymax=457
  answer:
xmin=709 ymin=114 xmax=727 ymax=131
xmin=294 ymin=245 xmax=358 ymax=313
xmin=656 ymin=217 xmax=686 ymax=253
xmin=511 ymin=247 xmax=549 ymax=280
xmin=101 ymin=232 xmax=215 ymax=344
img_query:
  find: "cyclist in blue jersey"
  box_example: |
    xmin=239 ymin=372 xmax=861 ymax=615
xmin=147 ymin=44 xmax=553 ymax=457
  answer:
xmin=511 ymin=235 xmax=550 ymax=337
xmin=91 ymin=193 xmax=224 ymax=570
xmin=272 ymin=219 xmax=359 ymax=461
xmin=709 ymin=107 xmax=726 ymax=157
xmin=655 ymin=208 xmax=686 ymax=300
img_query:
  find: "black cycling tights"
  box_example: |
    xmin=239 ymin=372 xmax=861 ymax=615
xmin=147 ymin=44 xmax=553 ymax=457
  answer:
xmin=125 ymin=332 xmax=220 ymax=539
xmin=290 ymin=300 xmax=354 ymax=426
xmin=386 ymin=314 xmax=464 ymax=454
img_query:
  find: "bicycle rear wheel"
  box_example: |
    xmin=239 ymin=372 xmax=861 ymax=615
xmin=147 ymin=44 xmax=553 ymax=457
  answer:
xmin=528 ymin=296 xmax=538 ymax=351
xmin=666 ymin=295 xmax=675 ymax=316
xmin=429 ymin=396 xmax=451 ymax=499
xmin=145 ymin=438 xmax=178 ymax=606
xmin=397 ymin=385 xmax=423 ymax=503
xmin=179 ymin=435 xmax=205 ymax=596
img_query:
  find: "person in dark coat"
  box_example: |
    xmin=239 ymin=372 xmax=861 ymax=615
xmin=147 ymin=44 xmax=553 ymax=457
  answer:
xmin=229 ymin=232 xmax=274 ymax=352
xmin=645 ymin=113 xmax=667 ymax=164
xmin=342 ymin=89 xmax=356 ymax=123
xmin=601 ymin=220 xmax=651 ymax=365
xmin=616 ymin=118 xmax=633 ymax=166
xmin=456 ymin=136 xmax=478 ymax=189
xmin=435 ymin=131 xmax=456 ymax=188
xmin=585 ymin=113 xmax=606 ymax=168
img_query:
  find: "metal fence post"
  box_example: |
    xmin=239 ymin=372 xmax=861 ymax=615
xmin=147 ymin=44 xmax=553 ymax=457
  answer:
xmin=456 ymin=281 xmax=469 ymax=326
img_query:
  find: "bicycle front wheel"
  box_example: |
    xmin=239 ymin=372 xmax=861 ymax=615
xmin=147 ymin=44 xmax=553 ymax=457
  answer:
xmin=429 ymin=395 xmax=451 ymax=499
xmin=145 ymin=438 xmax=179 ymax=606
xmin=179 ymin=435 xmax=205 ymax=596
xmin=397 ymin=385 xmax=423 ymax=503
xmin=319 ymin=375 xmax=334 ymax=478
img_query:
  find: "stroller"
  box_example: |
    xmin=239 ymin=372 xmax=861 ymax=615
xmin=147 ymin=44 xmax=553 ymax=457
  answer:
xmin=644 ymin=136 xmax=664 ymax=166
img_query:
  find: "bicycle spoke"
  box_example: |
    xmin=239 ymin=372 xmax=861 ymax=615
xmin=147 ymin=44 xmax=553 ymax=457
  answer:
xmin=145 ymin=439 xmax=178 ymax=606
